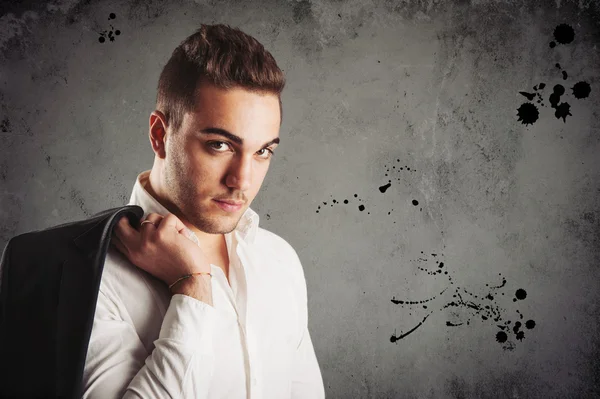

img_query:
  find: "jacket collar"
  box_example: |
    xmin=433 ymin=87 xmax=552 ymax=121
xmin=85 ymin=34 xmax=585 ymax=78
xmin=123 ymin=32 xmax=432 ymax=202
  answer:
xmin=72 ymin=205 xmax=144 ymax=258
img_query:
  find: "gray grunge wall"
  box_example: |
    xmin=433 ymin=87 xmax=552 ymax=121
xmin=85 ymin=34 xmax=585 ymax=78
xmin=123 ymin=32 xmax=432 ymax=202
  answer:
xmin=1 ymin=0 xmax=599 ymax=398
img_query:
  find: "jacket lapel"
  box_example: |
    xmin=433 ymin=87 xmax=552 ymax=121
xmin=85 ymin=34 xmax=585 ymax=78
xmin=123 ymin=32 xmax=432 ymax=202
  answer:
xmin=57 ymin=205 xmax=144 ymax=397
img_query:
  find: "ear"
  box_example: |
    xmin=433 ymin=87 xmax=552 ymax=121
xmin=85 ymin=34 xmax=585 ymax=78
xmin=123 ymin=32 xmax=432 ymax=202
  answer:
xmin=149 ymin=111 xmax=168 ymax=158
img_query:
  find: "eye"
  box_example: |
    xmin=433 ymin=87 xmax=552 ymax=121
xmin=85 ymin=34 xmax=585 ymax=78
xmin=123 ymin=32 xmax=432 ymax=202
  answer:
xmin=208 ymin=141 xmax=275 ymax=159
xmin=257 ymin=148 xmax=275 ymax=159
xmin=207 ymin=141 xmax=231 ymax=152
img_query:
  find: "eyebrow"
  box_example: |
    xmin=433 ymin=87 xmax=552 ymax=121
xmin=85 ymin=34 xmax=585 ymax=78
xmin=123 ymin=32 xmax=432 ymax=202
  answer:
xmin=198 ymin=127 xmax=280 ymax=148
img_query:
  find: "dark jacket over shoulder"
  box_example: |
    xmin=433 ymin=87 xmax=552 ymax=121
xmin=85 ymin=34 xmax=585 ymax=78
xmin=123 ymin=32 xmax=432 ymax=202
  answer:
xmin=0 ymin=205 xmax=144 ymax=399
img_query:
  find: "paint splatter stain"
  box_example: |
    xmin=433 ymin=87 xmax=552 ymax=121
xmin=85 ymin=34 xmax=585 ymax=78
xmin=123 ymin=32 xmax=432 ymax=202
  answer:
xmin=555 ymin=63 xmax=569 ymax=80
xmin=516 ymin=103 xmax=539 ymax=125
xmin=549 ymin=84 xmax=565 ymax=108
xmin=547 ymin=84 xmax=572 ymax=122
xmin=553 ymin=23 xmax=575 ymax=44
xmin=496 ymin=331 xmax=508 ymax=343
xmin=520 ymin=24 xmax=592 ymax=124
xmin=318 ymin=158 xmax=419 ymax=216
xmin=390 ymin=252 xmax=536 ymax=348
xmin=519 ymin=92 xmax=536 ymax=101
xmin=379 ymin=182 xmax=392 ymax=193
xmin=525 ymin=319 xmax=536 ymax=329
xmin=572 ymin=81 xmax=591 ymax=99
xmin=555 ymin=102 xmax=572 ymax=122
xmin=98 ymin=13 xmax=121 ymax=43
xmin=317 ymin=193 xmax=369 ymax=214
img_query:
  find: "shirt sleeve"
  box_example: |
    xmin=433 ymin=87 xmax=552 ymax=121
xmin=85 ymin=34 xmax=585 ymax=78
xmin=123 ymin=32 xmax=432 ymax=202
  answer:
xmin=82 ymin=292 xmax=216 ymax=399
xmin=291 ymin=325 xmax=326 ymax=398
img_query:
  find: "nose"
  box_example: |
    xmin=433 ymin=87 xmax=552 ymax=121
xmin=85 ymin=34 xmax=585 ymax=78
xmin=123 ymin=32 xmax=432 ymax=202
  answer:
xmin=225 ymin=154 xmax=252 ymax=192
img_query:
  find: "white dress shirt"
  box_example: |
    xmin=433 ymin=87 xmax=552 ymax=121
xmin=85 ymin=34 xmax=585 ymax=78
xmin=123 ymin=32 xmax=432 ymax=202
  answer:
xmin=82 ymin=170 xmax=325 ymax=398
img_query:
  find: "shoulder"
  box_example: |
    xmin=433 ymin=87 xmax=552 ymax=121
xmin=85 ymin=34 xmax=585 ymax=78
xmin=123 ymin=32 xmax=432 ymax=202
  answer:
xmin=255 ymin=227 xmax=301 ymax=265
xmin=254 ymin=227 xmax=308 ymax=294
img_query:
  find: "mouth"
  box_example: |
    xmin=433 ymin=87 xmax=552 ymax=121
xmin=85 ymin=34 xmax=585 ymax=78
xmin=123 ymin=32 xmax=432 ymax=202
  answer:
xmin=213 ymin=199 xmax=244 ymax=212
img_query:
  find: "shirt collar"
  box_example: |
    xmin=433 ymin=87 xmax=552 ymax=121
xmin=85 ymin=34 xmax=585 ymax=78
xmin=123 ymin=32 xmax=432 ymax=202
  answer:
xmin=127 ymin=170 xmax=260 ymax=245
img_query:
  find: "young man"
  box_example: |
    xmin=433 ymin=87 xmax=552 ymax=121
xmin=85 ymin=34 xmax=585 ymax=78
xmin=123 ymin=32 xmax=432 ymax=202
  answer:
xmin=82 ymin=24 xmax=325 ymax=398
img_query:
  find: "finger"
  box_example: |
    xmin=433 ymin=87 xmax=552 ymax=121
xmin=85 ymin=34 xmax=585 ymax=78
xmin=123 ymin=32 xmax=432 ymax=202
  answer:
xmin=110 ymin=234 xmax=129 ymax=258
xmin=143 ymin=213 xmax=164 ymax=224
xmin=161 ymin=213 xmax=189 ymax=236
xmin=115 ymin=214 xmax=140 ymax=245
xmin=141 ymin=213 xmax=165 ymax=229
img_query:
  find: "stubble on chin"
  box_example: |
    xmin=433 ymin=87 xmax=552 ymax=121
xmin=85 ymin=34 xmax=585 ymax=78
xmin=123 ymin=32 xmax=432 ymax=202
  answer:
xmin=183 ymin=202 xmax=242 ymax=235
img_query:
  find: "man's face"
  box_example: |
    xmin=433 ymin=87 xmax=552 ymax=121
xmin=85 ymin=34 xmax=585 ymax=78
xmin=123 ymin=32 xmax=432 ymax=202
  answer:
xmin=163 ymin=83 xmax=281 ymax=235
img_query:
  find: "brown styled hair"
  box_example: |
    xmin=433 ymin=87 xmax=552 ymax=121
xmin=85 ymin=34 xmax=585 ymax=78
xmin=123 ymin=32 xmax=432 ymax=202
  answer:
xmin=155 ymin=24 xmax=286 ymax=132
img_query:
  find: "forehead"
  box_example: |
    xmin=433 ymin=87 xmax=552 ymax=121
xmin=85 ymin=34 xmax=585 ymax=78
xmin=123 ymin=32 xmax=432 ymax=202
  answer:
xmin=185 ymin=83 xmax=281 ymax=137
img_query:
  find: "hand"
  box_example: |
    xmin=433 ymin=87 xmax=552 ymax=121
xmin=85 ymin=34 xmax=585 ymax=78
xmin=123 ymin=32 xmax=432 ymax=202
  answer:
xmin=110 ymin=212 xmax=211 ymax=288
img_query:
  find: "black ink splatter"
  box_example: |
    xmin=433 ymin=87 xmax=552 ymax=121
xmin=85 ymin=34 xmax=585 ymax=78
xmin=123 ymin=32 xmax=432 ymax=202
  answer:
xmin=319 ymin=158 xmax=417 ymax=218
xmin=525 ymin=319 xmax=536 ymax=329
xmin=555 ymin=102 xmax=572 ymax=122
xmin=513 ymin=321 xmax=522 ymax=333
xmin=317 ymin=193 xmax=368 ymax=214
xmin=532 ymin=84 xmax=545 ymax=106
xmin=412 ymin=200 xmax=419 ymax=206
xmin=546 ymin=84 xmax=573 ymax=122
xmin=98 ymin=13 xmax=121 ymax=43
xmin=496 ymin=331 xmax=508 ymax=343
xmin=555 ymin=63 xmax=568 ymax=80
xmin=516 ymin=103 xmax=539 ymax=125
xmin=549 ymin=84 xmax=565 ymax=108
xmin=522 ymin=25 xmax=593 ymax=124
xmin=519 ymin=92 xmax=536 ymax=101
xmin=554 ymin=23 xmax=575 ymax=44
xmin=516 ymin=309 xmax=524 ymax=319
xmin=572 ymin=81 xmax=591 ymax=99
xmin=515 ymin=288 xmax=527 ymax=300
xmin=379 ymin=182 xmax=392 ymax=193
xmin=391 ymin=252 xmax=535 ymax=347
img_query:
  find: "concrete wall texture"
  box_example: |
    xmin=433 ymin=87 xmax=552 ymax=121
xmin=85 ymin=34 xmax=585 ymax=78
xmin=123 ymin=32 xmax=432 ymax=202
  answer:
xmin=1 ymin=0 xmax=598 ymax=397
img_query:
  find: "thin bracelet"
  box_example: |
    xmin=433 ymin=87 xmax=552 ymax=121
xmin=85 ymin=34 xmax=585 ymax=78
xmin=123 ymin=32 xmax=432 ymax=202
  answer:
xmin=169 ymin=272 xmax=212 ymax=290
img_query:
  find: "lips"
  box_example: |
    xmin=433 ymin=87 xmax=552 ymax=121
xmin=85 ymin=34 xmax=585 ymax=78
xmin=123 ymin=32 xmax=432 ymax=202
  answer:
xmin=213 ymin=199 xmax=244 ymax=212
xmin=214 ymin=199 xmax=244 ymax=206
